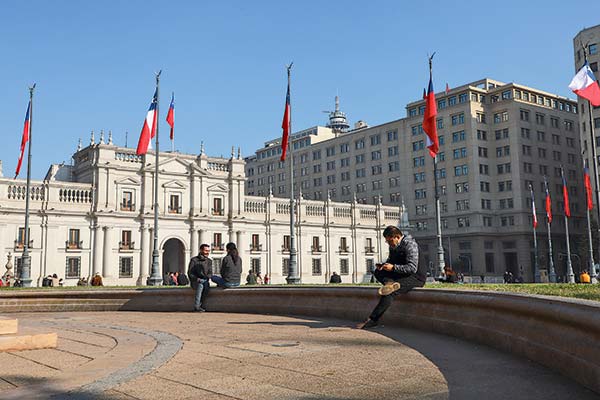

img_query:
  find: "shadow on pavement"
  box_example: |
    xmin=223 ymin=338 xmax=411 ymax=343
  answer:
xmin=228 ymin=317 xmax=600 ymax=400
xmin=0 ymin=375 xmax=128 ymax=400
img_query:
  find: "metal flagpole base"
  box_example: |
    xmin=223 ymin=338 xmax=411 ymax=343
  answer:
xmin=147 ymin=250 xmax=163 ymax=286
xmin=20 ymin=253 xmax=33 ymax=287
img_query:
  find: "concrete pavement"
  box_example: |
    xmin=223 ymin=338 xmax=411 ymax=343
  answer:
xmin=0 ymin=311 xmax=597 ymax=399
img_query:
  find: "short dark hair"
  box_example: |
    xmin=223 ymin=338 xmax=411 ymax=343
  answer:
xmin=199 ymin=243 xmax=210 ymax=250
xmin=383 ymin=225 xmax=403 ymax=238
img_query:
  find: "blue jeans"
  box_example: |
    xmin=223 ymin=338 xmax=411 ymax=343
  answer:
xmin=211 ymin=275 xmax=240 ymax=288
xmin=194 ymin=279 xmax=210 ymax=309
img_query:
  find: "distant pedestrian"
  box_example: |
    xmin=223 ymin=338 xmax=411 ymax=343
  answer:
xmin=264 ymin=275 xmax=270 ymax=285
xmin=329 ymin=272 xmax=342 ymax=284
xmin=256 ymin=274 xmax=263 ymax=285
xmin=91 ymin=273 xmax=103 ymax=286
xmin=580 ymin=270 xmax=591 ymax=284
xmin=246 ymin=270 xmax=257 ymax=285
xmin=177 ymin=272 xmax=189 ymax=286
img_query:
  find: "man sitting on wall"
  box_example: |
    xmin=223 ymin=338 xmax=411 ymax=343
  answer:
xmin=356 ymin=225 xmax=425 ymax=329
xmin=188 ymin=244 xmax=212 ymax=312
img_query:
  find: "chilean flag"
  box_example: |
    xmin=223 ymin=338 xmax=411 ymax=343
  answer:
xmin=544 ymin=178 xmax=552 ymax=223
xmin=561 ymin=168 xmax=571 ymax=218
xmin=280 ymin=79 xmax=291 ymax=161
xmin=166 ymin=93 xmax=174 ymax=140
xmin=422 ymin=75 xmax=439 ymax=158
xmin=569 ymin=63 xmax=600 ymax=106
xmin=15 ymin=101 xmax=31 ymax=178
xmin=584 ymin=161 xmax=594 ymax=211
xmin=530 ymin=186 xmax=538 ymax=229
xmin=136 ymin=89 xmax=158 ymax=155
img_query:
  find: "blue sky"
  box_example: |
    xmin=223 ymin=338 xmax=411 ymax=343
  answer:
xmin=1 ymin=1 xmax=599 ymax=179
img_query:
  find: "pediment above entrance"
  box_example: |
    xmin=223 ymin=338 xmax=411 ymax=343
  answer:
xmin=207 ymin=183 xmax=228 ymax=193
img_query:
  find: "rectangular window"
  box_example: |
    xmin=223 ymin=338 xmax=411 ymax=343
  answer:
xmin=120 ymin=230 xmax=133 ymax=250
xmin=312 ymin=236 xmax=321 ymax=253
xmin=283 ymin=235 xmax=291 ymax=252
xmin=121 ymin=190 xmax=134 ymax=211
xmin=65 ymin=256 xmax=81 ymax=279
xmin=213 ymin=233 xmax=223 ymax=251
xmin=169 ymin=194 xmax=181 ymax=214
xmin=365 ymin=238 xmax=374 ymax=253
xmin=67 ymin=229 xmax=81 ymax=249
xmin=251 ymin=258 xmax=261 ymax=275
xmin=119 ymin=256 xmax=133 ymax=278
xmin=340 ymin=259 xmax=349 ymax=275
xmin=212 ymin=197 xmax=223 ymax=216
xmin=312 ymin=259 xmax=322 ymax=275
xmin=250 ymin=234 xmax=261 ymax=251
xmin=340 ymin=237 xmax=349 ymax=252
xmin=282 ymin=258 xmax=290 ymax=276
xmin=370 ymin=134 xmax=381 ymax=146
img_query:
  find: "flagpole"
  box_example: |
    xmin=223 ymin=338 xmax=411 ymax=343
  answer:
xmin=20 ymin=84 xmax=35 ymax=287
xmin=530 ymin=185 xmax=540 ymax=282
xmin=561 ymin=166 xmax=575 ymax=283
xmin=148 ymin=71 xmax=163 ymax=286
xmin=580 ymin=43 xmax=599 ymax=283
xmin=544 ymin=177 xmax=556 ymax=283
xmin=171 ymin=92 xmax=174 ymax=153
xmin=585 ymin=104 xmax=599 ymax=283
xmin=285 ymin=63 xmax=300 ymax=284
xmin=429 ymin=55 xmax=445 ymax=280
xmin=585 ymin=188 xmax=595 ymax=280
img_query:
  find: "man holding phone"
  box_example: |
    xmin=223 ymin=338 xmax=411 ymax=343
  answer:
xmin=357 ymin=225 xmax=426 ymax=329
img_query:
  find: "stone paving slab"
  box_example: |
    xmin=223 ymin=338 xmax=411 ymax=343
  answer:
xmin=0 ymin=311 xmax=598 ymax=399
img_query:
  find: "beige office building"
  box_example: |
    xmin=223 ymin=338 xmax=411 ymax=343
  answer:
xmin=246 ymin=79 xmax=585 ymax=281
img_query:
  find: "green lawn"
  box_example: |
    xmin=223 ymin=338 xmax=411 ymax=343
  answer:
xmin=426 ymin=283 xmax=600 ymax=302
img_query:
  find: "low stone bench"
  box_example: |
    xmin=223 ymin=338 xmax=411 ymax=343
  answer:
xmin=0 ymin=286 xmax=598 ymax=394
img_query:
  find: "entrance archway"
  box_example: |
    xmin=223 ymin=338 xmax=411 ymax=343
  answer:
xmin=162 ymin=238 xmax=186 ymax=277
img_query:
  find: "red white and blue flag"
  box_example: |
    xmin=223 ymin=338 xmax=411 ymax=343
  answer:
xmin=136 ymin=89 xmax=158 ymax=156
xmin=166 ymin=93 xmax=174 ymax=140
xmin=584 ymin=160 xmax=594 ymax=211
xmin=422 ymin=75 xmax=439 ymax=158
xmin=561 ymin=167 xmax=571 ymax=218
xmin=569 ymin=63 xmax=600 ymax=106
xmin=530 ymin=186 xmax=538 ymax=228
xmin=15 ymin=101 xmax=31 ymax=178
xmin=280 ymin=80 xmax=291 ymax=161
xmin=544 ymin=178 xmax=552 ymax=223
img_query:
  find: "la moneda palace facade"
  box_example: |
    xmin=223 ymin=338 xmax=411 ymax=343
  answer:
xmin=0 ymin=141 xmax=404 ymax=286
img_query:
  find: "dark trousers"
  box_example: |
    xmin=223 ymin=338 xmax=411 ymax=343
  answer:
xmin=369 ymin=269 xmax=425 ymax=322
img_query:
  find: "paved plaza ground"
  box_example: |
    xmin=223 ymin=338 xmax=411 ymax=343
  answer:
xmin=0 ymin=311 xmax=597 ymax=399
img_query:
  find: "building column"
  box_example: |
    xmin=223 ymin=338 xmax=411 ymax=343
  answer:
xmin=102 ymin=226 xmax=112 ymax=278
xmin=198 ymin=229 xmax=205 ymax=247
xmin=190 ymin=227 xmax=198 ymax=257
xmin=138 ymin=224 xmax=149 ymax=285
xmin=93 ymin=225 xmax=102 ymax=275
xmin=236 ymin=231 xmax=243 ymax=254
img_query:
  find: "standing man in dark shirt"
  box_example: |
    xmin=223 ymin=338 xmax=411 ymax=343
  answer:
xmin=188 ymin=244 xmax=212 ymax=312
xmin=357 ymin=226 xmax=425 ymax=329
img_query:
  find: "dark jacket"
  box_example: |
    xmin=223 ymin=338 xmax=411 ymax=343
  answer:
xmin=188 ymin=254 xmax=212 ymax=289
xmin=220 ymin=254 xmax=242 ymax=284
xmin=329 ymin=273 xmax=342 ymax=283
xmin=385 ymin=235 xmax=426 ymax=282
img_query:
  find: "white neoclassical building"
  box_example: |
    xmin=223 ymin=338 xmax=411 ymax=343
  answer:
xmin=0 ymin=138 xmax=406 ymax=286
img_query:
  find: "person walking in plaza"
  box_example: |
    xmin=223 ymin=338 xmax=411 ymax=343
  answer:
xmin=188 ymin=244 xmax=213 ymax=312
xmin=211 ymin=242 xmax=242 ymax=288
xmin=357 ymin=226 xmax=425 ymax=329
